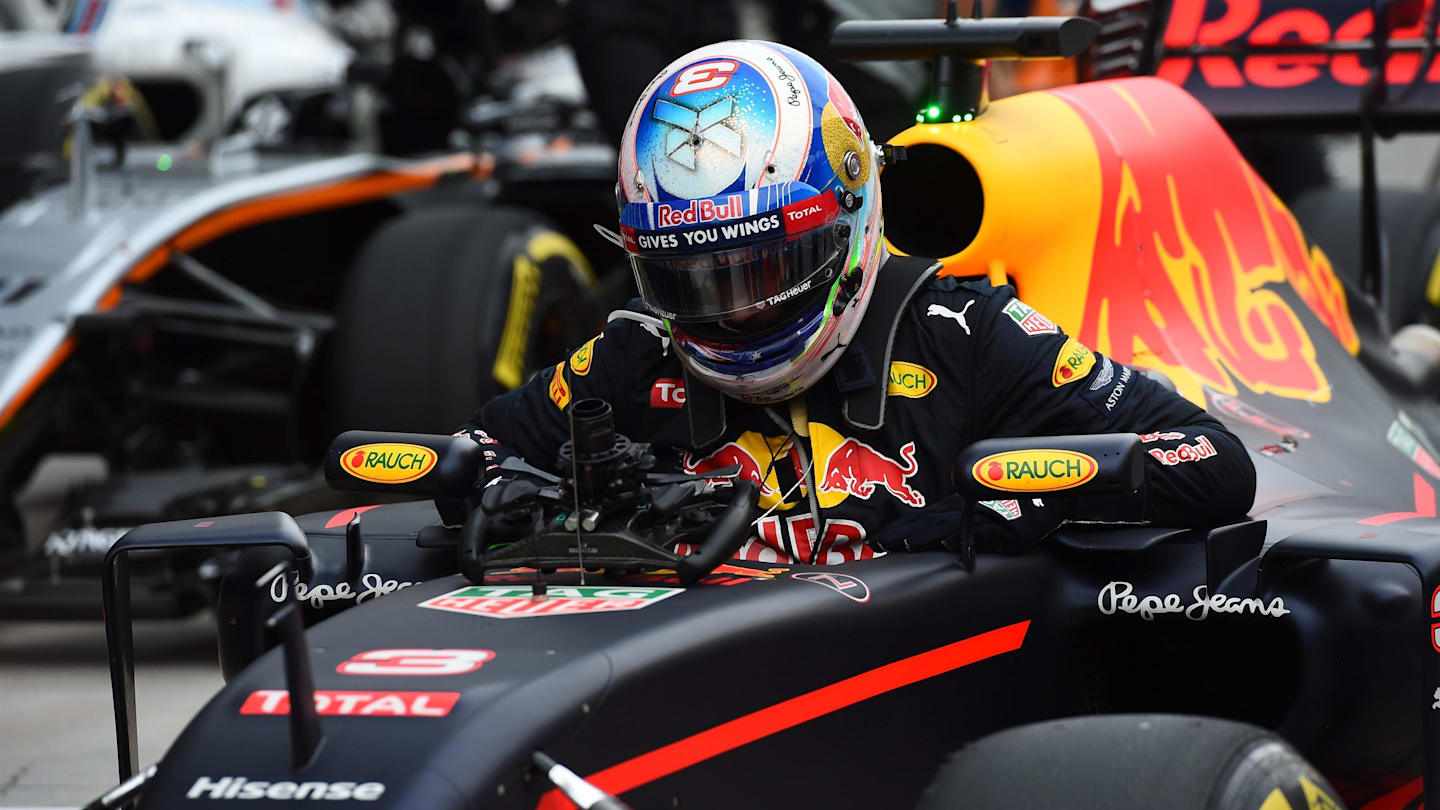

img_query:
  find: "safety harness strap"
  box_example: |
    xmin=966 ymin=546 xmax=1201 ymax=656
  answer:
xmin=841 ymin=255 xmax=942 ymax=430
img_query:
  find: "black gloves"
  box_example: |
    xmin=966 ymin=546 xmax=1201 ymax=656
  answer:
xmin=440 ymin=426 xmax=557 ymax=527
xmin=437 ymin=467 xmax=550 ymax=528
xmin=867 ymin=494 xmax=1067 ymax=557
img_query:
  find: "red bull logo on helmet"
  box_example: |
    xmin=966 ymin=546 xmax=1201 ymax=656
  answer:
xmin=971 ymin=449 xmax=1098 ymax=493
xmin=655 ymin=195 xmax=745 ymax=228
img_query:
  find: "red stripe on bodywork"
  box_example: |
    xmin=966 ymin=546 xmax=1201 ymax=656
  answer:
xmin=535 ymin=619 xmax=1031 ymax=809
xmin=1356 ymin=776 xmax=1423 ymax=810
xmin=1360 ymin=474 xmax=1436 ymax=525
xmin=324 ymin=505 xmax=381 ymax=529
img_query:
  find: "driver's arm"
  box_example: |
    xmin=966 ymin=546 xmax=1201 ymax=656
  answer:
xmin=960 ymin=285 xmax=1256 ymax=526
xmin=453 ymin=316 xmax=644 ymax=481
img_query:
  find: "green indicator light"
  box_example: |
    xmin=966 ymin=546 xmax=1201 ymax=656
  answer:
xmin=926 ymin=105 xmax=940 ymax=119
xmin=963 ymin=113 xmax=975 ymax=122
xmin=951 ymin=114 xmax=962 ymax=123
xmin=915 ymin=113 xmax=925 ymax=123
xmin=156 ymin=154 xmax=172 ymax=171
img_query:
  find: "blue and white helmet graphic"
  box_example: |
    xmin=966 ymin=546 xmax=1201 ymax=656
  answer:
xmin=617 ymin=40 xmax=886 ymax=405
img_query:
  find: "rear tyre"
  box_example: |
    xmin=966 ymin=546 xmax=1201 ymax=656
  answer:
xmin=331 ymin=205 xmax=603 ymax=434
xmin=918 ymin=714 xmax=1344 ymax=810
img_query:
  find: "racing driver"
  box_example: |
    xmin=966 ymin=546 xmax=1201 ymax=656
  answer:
xmin=453 ymin=41 xmax=1256 ymax=564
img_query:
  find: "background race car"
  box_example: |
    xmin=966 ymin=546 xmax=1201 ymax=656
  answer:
xmin=0 ymin=0 xmax=616 ymax=617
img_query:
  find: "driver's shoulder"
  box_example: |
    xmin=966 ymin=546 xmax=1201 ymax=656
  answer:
xmin=592 ymin=300 xmax=684 ymax=383
xmin=905 ymin=275 xmax=1017 ymax=330
xmin=912 ymin=275 xmax=1013 ymax=306
xmin=595 ymin=300 xmax=672 ymax=355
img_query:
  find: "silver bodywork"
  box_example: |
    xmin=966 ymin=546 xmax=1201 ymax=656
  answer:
xmin=0 ymin=146 xmax=457 ymax=422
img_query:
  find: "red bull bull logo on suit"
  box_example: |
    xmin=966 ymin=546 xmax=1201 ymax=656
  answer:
xmin=681 ymin=424 xmax=927 ymax=510
xmin=679 ymin=423 xmax=928 ymax=564
xmin=815 ymin=437 xmax=925 ymax=506
xmin=681 ymin=433 xmax=798 ymax=501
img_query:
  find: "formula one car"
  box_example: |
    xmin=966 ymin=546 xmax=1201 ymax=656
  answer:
xmin=1077 ymin=0 xmax=1440 ymax=336
xmin=0 ymin=0 xmax=614 ymax=617
xmin=85 ymin=7 xmax=1440 ymax=810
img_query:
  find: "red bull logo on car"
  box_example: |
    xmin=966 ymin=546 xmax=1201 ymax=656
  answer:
xmin=1159 ymin=0 xmax=1440 ymax=92
xmin=342 ymin=443 xmax=438 ymax=485
xmin=971 ymin=449 xmax=1099 ymax=493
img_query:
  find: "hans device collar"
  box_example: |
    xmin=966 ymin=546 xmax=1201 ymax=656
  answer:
xmin=681 ymin=254 xmax=941 ymax=449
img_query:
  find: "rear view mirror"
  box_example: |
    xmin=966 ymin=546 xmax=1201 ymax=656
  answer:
xmin=945 ymin=434 xmax=1146 ymax=571
xmin=325 ymin=430 xmax=482 ymax=498
xmin=955 ymin=433 xmax=1145 ymax=499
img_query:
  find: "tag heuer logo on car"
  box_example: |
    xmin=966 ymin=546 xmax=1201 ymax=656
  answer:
xmin=971 ymin=449 xmax=1098 ymax=492
xmin=341 ymin=443 xmax=437 ymax=484
xmin=419 ymin=585 xmax=683 ymax=618
xmin=1001 ymin=299 xmax=1058 ymax=336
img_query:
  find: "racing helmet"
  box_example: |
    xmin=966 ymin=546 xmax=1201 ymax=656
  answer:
xmin=614 ymin=41 xmax=885 ymax=404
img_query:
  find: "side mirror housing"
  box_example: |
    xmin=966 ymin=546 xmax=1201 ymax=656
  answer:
xmin=954 ymin=433 xmax=1145 ymax=500
xmin=325 ymin=430 xmax=482 ymax=498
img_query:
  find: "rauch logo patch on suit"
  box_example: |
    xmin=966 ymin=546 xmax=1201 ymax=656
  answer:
xmin=1051 ymin=338 xmax=1096 ymax=387
xmin=887 ymin=362 xmax=937 ymax=399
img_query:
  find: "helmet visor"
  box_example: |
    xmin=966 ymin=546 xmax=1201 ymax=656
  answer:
xmin=629 ymin=218 xmax=844 ymax=328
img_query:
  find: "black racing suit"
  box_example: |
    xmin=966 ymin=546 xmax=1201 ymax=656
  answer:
xmin=457 ymin=273 xmax=1256 ymax=564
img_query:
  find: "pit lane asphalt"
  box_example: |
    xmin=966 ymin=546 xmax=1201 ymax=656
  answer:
xmin=0 ymin=615 xmax=223 ymax=808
